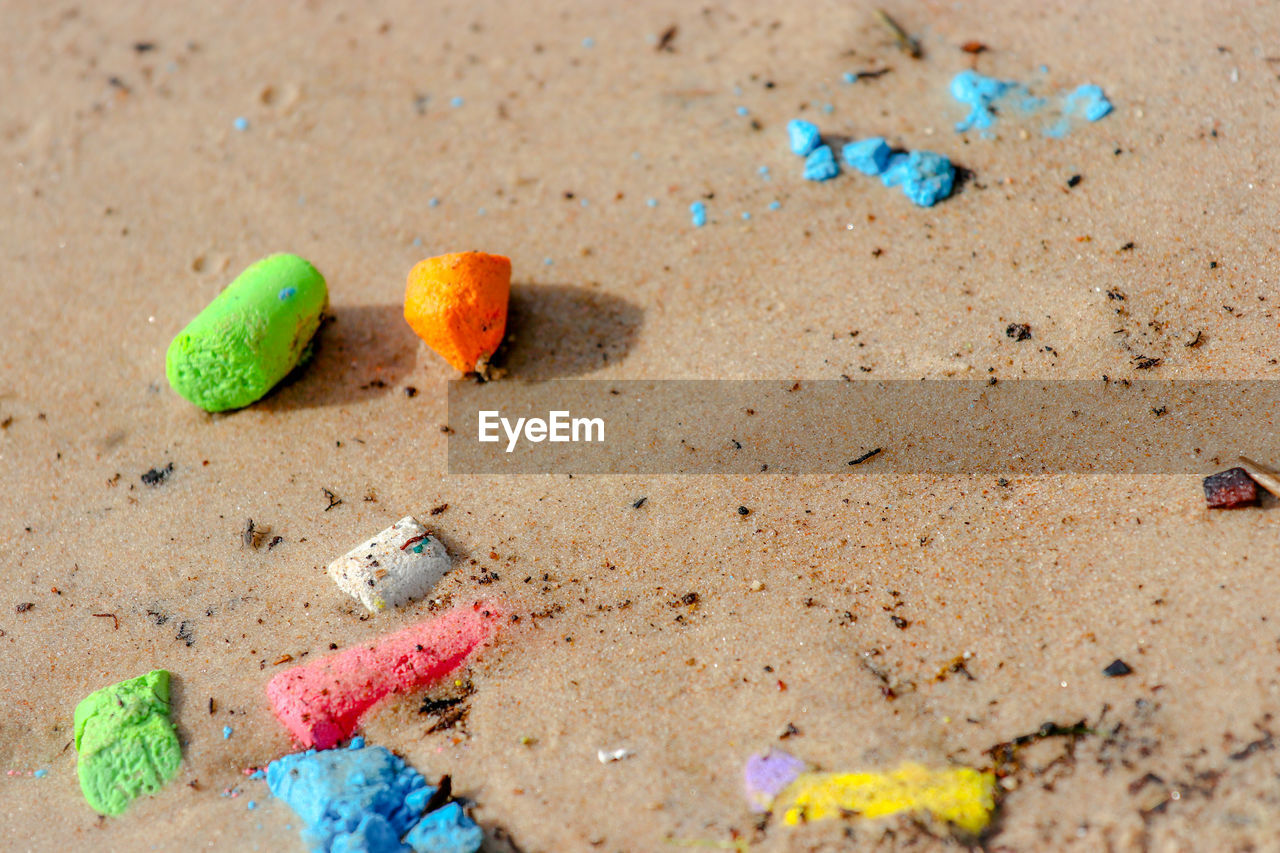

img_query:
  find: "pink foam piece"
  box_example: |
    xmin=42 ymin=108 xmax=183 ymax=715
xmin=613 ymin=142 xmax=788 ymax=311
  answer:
xmin=266 ymin=602 xmax=501 ymax=749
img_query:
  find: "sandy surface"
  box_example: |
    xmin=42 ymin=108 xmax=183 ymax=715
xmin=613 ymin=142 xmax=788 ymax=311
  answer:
xmin=3 ymin=1 xmax=1280 ymax=850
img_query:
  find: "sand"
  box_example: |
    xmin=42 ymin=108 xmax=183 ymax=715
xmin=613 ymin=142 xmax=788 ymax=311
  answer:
xmin=2 ymin=1 xmax=1280 ymax=850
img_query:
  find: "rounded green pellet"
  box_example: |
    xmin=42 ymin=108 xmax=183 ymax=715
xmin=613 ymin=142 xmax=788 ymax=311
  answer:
xmin=166 ymin=253 xmax=327 ymax=411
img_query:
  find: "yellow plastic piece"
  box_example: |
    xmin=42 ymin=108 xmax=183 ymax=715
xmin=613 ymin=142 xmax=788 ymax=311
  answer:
xmin=776 ymin=762 xmax=997 ymax=835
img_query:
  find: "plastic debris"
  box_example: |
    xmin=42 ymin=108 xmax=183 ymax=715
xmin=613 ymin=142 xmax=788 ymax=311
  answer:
xmin=1063 ymin=84 xmax=1113 ymax=122
xmin=841 ymin=137 xmax=892 ymax=176
xmin=267 ymin=739 xmax=483 ymax=853
xmin=267 ymin=605 xmax=501 ymax=749
xmin=74 ymin=670 xmax=181 ymax=815
xmin=786 ymin=119 xmax=821 ymax=156
xmin=690 ymin=201 xmax=707 ymax=227
xmin=743 ymin=750 xmax=807 ymax=811
xmin=597 ymin=748 xmax=632 ymax=763
xmin=327 ymin=516 xmax=451 ymax=613
xmin=879 ymin=151 xmax=955 ymax=207
xmin=803 ymin=145 xmax=839 ymax=182
xmin=744 ymin=751 xmax=997 ymax=836
xmin=950 ymin=70 xmax=1018 ymax=132
xmin=404 ymin=252 xmax=511 ymax=374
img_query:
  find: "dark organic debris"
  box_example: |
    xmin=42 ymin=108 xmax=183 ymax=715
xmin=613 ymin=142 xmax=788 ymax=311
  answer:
xmin=141 ymin=463 xmax=174 ymax=486
xmin=1005 ymin=323 xmax=1032 ymax=342
xmin=655 ymin=25 xmax=678 ymax=52
xmin=849 ymin=447 xmax=882 ymax=466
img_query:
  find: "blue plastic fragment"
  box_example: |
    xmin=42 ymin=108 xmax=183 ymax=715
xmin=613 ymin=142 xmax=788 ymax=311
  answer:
xmin=1064 ymin=84 xmax=1113 ymax=122
xmin=879 ymin=151 xmax=955 ymax=207
xmin=950 ymin=70 xmax=1016 ymax=132
xmin=803 ymin=145 xmax=839 ymax=182
xmin=690 ymin=201 xmax=707 ymax=227
xmin=842 ymin=71 xmax=858 ymax=84
xmin=450 ymin=96 xmax=464 ymax=108
xmin=403 ymin=803 xmax=485 ymax=853
xmin=233 ymin=117 xmax=249 ymax=132
xmin=223 ymin=726 xmax=233 ymax=740
xmin=786 ymin=119 xmax=821 ymax=156
xmin=768 ymin=201 xmax=781 ymax=211
xmin=266 ymin=743 xmax=482 ymax=853
xmin=841 ymin=138 xmax=892 ymax=175
xmin=736 ymin=106 xmax=749 ymax=116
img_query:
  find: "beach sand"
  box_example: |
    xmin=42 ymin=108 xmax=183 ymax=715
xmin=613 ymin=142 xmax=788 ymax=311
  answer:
xmin=2 ymin=1 xmax=1279 ymax=850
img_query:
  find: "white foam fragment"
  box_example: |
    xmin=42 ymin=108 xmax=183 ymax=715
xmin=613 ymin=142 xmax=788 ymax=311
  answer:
xmin=327 ymin=516 xmax=450 ymax=612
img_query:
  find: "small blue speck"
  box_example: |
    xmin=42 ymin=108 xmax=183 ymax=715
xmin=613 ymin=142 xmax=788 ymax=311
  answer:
xmin=631 ymin=151 xmax=642 ymax=160
xmin=247 ymin=801 xmax=256 ymax=810
xmin=33 ymin=769 xmax=48 ymax=779
xmin=768 ymin=200 xmax=781 ymax=211
xmin=249 ymin=769 xmax=266 ymax=780
xmin=821 ymin=103 xmax=834 ymax=114
xmin=742 ymin=212 xmax=751 ymax=221
xmin=478 ymin=207 xmax=486 ymax=215
xmin=690 ymin=201 xmax=707 ymax=227
xmin=582 ymin=37 xmax=595 ymax=48
xmin=278 ymin=287 xmax=296 ymax=301
xmin=450 ymin=96 xmax=464 ymax=108
xmin=733 ymin=85 xmax=744 ymax=96
xmin=223 ymin=726 xmax=233 ymax=740
xmin=842 ymin=71 xmax=858 ymax=84
xmin=412 ymin=237 xmax=422 ymax=247
xmin=646 ymin=198 xmax=658 ymax=207
xmin=758 ymin=165 xmax=771 ymax=180
xmin=349 ymin=736 xmax=365 ymax=749
xmin=736 ymin=106 xmax=749 ymax=116
xmin=543 ymin=257 xmax=554 ymax=266
xmin=580 ymin=198 xmax=589 ymax=207
xmin=232 ymin=117 xmax=248 ymax=132
xmin=428 ymin=197 xmax=440 ymax=208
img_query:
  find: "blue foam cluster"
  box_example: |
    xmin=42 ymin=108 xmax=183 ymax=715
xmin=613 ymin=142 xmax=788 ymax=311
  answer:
xmin=266 ymin=741 xmax=482 ymax=853
xmin=838 ymin=138 xmax=954 ymax=207
xmin=1064 ymin=84 xmax=1113 ymax=122
xmin=879 ymin=150 xmax=955 ymax=207
xmin=950 ymin=70 xmax=1017 ymax=132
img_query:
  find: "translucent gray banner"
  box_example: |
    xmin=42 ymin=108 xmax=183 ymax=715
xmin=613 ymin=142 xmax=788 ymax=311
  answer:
xmin=446 ymin=380 xmax=1280 ymax=474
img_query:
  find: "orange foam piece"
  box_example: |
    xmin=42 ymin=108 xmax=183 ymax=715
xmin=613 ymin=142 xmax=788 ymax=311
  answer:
xmin=266 ymin=603 xmax=501 ymax=749
xmin=404 ymin=252 xmax=511 ymax=372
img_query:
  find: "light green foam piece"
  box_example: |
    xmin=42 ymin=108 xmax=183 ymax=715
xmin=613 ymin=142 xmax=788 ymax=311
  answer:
xmin=73 ymin=669 xmax=182 ymax=816
xmin=166 ymin=253 xmax=328 ymax=412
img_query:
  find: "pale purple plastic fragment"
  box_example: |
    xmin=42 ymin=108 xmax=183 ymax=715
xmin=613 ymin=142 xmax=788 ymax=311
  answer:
xmin=743 ymin=750 xmax=807 ymax=812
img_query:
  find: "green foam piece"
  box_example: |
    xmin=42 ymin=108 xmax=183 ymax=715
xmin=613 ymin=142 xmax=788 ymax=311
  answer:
xmin=166 ymin=253 xmax=328 ymax=412
xmin=74 ymin=669 xmax=182 ymax=816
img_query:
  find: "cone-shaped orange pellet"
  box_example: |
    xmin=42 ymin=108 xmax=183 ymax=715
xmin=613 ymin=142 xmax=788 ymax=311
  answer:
xmin=404 ymin=252 xmax=511 ymax=372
